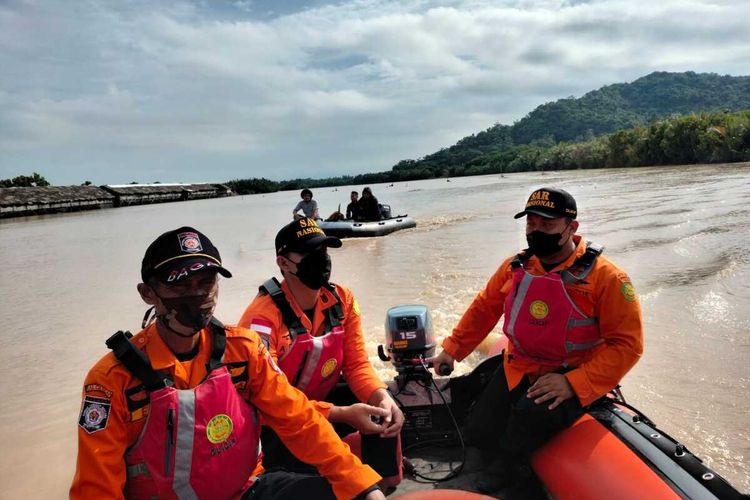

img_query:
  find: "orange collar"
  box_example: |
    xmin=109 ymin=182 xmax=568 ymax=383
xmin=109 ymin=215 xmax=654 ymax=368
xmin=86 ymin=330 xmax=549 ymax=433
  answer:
xmin=278 ymin=279 xmax=340 ymax=332
xmin=141 ymin=323 xmax=211 ymax=371
xmin=279 ymin=279 xmax=338 ymax=310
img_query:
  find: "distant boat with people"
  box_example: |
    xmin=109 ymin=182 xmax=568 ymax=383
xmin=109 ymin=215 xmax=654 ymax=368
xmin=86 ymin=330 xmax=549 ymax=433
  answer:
xmin=310 ymin=186 xmax=417 ymax=238
xmin=318 ymin=213 xmax=416 ymax=238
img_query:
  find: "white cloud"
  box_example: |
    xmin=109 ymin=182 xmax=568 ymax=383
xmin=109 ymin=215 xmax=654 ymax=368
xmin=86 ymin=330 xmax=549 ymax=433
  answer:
xmin=0 ymin=0 xmax=748 ymax=184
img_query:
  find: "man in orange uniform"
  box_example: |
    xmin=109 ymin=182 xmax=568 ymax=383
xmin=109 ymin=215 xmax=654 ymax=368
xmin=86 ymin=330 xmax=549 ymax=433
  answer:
xmin=238 ymin=218 xmax=403 ymax=480
xmin=71 ymin=226 xmax=385 ymax=500
xmin=431 ymin=188 xmax=643 ymax=494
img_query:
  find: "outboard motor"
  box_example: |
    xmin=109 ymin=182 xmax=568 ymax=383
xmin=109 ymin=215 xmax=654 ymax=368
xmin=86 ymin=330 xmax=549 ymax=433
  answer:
xmin=379 ymin=204 xmax=392 ymax=219
xmin=379 ymin=305 xmax=472 ymax=465
xmin=378 ymin=305 xmax=435 ymax=380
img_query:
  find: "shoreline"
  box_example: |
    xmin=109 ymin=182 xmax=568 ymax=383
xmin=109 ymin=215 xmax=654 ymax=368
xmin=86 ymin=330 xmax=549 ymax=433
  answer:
xmin=0 ymin=182 xmax=231 ymax=219
xmin=2 ymin=160 xmax=749 ymax=220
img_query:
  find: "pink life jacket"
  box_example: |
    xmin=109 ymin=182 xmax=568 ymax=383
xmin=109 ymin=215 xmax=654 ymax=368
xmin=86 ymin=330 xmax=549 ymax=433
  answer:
xmin=260 ymin=278 xmax=403 ymax=487
xmin=106 ymin=321 xmax=260 ymax=500
xmin=260 ymin=278 xmax=345 ymax=401
xmin=502 ymin=242 xmax=604 ymax=367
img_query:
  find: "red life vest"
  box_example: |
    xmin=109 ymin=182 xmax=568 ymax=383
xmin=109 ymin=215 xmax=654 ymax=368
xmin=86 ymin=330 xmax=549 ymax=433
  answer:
xmin=107 ymin=321 xmax=261 ymax=500
xmin=259 ymin=278 xmax=403 ymax=488
xmin=502 ymin=243 xmax=604 ymax=367
xmin=260 ymin=278 xmax=345 ymax=401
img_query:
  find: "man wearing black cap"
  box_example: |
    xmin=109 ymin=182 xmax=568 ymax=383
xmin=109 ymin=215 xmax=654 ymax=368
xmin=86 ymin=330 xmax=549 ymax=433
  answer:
xmin=71 ymin=226 xmax=385 ymax=500
xmin=239 ymin=218 xmax=404 ymax=487
xmin=430 ymin=188 xmax=643 ymax=495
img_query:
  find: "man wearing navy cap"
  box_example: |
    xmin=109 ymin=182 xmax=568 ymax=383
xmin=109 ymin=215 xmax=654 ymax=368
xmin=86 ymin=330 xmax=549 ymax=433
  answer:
xmin=71 ymin=226 xmax=386 ymax=500
xmin=239 ymin=218 xmax=404 ymax=489
xmin=431 ymin=188 xmax=643 ymax=496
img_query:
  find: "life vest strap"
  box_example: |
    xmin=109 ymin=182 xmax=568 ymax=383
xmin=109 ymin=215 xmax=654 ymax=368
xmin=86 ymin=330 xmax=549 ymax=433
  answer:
xmin=260 ymin=278 xmax=307 ymax=340
xmin=206 ymin=318 xmax=227 ymax=371
xmin=510 ymin=251 xmax=531 ymax=270
xmin=511 ymin=241 xmax=603 ymax=282
xmin=561 ymin=241 xmax=604 ymax=283
xmin=567 ymin=317 xmax=598 ymax=328
xmin=323 ymin=282 xmax=345 ymax=332
xmin=106 ymin=321 xmax=227 ymax=391
xmin=261 ymin=278 xmax=346 ymax=337
xmin=106 ymin=330 xmax=171 ymax=391
xmin=565 ymin=339 xmax=604 ymax=352
xmin=126 ymin=462 xmax=150 ymax=479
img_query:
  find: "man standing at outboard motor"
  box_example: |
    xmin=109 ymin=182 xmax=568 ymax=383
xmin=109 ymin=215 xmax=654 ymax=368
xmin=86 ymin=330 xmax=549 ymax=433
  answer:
xmin=239 ymin=217 xmax=404 ymax=486
xmin=430 ymin=188 xmax=643 ymax=495
xmin=71 ymin=226 xmax=385 ymax=500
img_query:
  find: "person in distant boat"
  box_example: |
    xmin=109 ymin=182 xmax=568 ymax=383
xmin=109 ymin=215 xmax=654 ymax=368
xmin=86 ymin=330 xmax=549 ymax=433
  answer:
xmin=70 ymin=226 xmax=385 ymax=500
xmin=293 ymin=188 xmax=319 ymax=220
xmin=238 ymin=217 xmax=404 ymax=487
xmin=355 ymin=187 xmax=381 ymax=221
xmin=346 ymin=190 xmax=360 ymax=220
xmin=429 ymin=187 xmax=643 ymax=495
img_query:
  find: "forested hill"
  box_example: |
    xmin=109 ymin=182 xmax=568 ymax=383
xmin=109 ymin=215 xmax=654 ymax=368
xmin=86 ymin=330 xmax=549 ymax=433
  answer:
xmin=393 ymin=71 xmax=750 ymax=175
xmin=511 ymin=71 xmax=750 ymax=144
xmin=225 ymin=71 xmax=750 ymax=194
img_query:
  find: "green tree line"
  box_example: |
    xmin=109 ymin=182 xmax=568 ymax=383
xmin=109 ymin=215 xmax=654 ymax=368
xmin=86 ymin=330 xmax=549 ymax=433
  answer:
xmin=226 ymin=109 xmax=750 ymax=194
xmin=462 ymin=110 xmax=750 ymax=174
xmin=0 ymin=172 xmax=51 ymax=188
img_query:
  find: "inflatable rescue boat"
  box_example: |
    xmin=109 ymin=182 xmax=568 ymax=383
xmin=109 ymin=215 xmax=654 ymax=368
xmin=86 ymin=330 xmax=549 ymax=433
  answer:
xmin=318 ymin=215 xmax=416 ymax=238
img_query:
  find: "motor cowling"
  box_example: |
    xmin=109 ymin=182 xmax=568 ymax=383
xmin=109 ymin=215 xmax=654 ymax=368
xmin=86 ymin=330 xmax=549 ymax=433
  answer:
xmin=379 ymin=305 xmax=435 ymax=376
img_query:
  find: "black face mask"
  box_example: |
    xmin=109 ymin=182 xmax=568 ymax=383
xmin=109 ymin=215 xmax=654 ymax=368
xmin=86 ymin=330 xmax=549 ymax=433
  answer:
xmin=293 ymin=250 xmax=332 ymax=290
xmin=526 ymin=229 xmax=566 ymax=258
xmin=157 ymin=294 xmax=214 ymax=333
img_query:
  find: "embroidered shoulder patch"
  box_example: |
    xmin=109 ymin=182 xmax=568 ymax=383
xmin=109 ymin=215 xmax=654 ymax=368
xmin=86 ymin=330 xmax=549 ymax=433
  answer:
xmin=85 ymin=384 xmax=113 ymax=398
xmin=620 ymin=282 xmax=636 ymax=302
xmin=79 ymin=395 xmax=112 ymax=434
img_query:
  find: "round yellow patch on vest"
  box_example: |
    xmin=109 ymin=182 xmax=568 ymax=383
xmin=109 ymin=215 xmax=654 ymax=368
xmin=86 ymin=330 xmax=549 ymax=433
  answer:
xmin=529 ymin=300 xmax=549 ymax=319
xmin=321 ymin=358 xmax=338 ymax=379
xmin=352 ymin=298 xmax=361 ymax=316
xmin=206 ymin=414 xmax=233 ymax=444
xmin=621 ymin=282 xmax=636 ymax=302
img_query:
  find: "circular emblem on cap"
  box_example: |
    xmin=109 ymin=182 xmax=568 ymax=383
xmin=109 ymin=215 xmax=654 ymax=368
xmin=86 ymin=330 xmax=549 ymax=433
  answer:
xmin=620 ymin=282 xmax=636 ymax=302
xmin=321 ymin=358 xmax=338 ymax=379
xmin=529 ymin=300 xmax=549 ymax=319
xmin=206 ymin=414 xmax=233 ymax=444
xmin=178 ymin=231 xmax=203 ymax=253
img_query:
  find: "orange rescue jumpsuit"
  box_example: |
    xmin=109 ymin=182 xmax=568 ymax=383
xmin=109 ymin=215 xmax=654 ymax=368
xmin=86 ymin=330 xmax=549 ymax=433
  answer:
xmin=70 ymin=323 xmax=381 ymax=500
xmin=238 ymin=280 xmax=386 ymax=416
xmin=442 ymin=235 xmax=643 ymax=406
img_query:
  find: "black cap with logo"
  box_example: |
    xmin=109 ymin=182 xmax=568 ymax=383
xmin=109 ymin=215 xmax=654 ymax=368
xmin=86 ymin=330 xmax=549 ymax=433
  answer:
xmin=141 ymin=226 xmax=232 ymax=283
xmin=275 ymin=218 xmax=342 ymax=255
xmin=514 ymin=187 xmax=577 ymax=220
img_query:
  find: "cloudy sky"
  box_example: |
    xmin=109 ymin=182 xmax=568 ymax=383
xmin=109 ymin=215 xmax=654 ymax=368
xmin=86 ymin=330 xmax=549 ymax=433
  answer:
xmin=1 ymin=0 xmax=748 ymax=185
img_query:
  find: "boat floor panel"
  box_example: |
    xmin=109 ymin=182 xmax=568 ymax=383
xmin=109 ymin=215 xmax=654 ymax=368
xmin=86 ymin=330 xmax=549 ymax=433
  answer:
xmin=393 ymin=445 xmax=547 ymax=499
